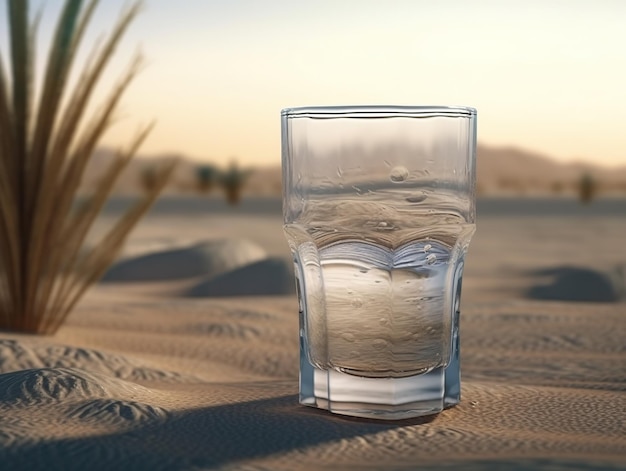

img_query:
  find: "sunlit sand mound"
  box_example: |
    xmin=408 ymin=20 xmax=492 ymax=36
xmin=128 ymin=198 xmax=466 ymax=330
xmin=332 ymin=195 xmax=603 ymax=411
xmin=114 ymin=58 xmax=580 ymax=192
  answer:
xmin=0 ymin=367 xmax=168 ymax=446
xmin=101 ymin=239 xmax=267 ymax=282
xmin=183 ymin=257 xmax=294 ymax=297
xmin=0 ymin=343 xmax=172 ymax=444
xmin=0 ymin=339 xmax=195 ymax=383
xmin=0 ymin=368 xmax=152 ymax=404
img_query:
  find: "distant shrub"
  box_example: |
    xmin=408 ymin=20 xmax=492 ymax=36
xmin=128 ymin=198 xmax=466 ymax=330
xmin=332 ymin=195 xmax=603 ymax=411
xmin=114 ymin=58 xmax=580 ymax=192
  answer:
xmin=218 ymin=162 xmax=253 ymax=205
xmin=140 ymin=166 xmax=160 ymax=193
xmin=578 ymin=173 xmax=596 ymax=204
xmin=195 ymin=164 xmax=218 ymax=194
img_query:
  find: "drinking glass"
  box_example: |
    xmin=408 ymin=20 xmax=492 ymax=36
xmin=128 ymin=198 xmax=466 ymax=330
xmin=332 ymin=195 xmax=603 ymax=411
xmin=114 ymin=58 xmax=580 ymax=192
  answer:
xmin=281 ymin=106 xmax=476 ymax=419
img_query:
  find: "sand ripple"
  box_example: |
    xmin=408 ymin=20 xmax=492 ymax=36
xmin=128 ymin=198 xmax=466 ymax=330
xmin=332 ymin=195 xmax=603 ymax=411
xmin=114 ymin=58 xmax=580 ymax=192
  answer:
xmin=66 ymin=399 xmax=169 ymax=425
xmin=0 ymin=339 xmax=195 ymax=383
xmin=0 ymin=368 xmax=149 ymax=404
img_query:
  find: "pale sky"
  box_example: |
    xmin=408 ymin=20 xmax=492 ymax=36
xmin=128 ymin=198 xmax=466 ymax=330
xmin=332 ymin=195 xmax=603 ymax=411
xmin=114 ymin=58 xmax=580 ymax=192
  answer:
xmin=2 ymin=0 xmax=626 ymax=167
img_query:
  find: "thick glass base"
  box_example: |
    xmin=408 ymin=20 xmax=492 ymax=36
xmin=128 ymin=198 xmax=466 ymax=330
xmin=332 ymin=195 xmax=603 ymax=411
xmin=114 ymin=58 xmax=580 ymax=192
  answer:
xmin=300 ymin=336 xmax=460 ymax=420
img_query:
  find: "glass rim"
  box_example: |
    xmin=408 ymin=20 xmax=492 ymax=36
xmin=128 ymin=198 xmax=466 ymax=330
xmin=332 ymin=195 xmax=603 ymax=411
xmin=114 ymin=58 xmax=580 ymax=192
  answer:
xmin=281 ymin=105 xmax=476 ymax=119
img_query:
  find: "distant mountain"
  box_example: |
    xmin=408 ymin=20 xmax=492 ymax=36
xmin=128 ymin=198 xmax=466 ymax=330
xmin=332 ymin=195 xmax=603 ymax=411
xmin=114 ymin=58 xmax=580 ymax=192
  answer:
xmin=79 ymin=144 xmax=626 ymax=197
xmin=476 ymin=144 xmax=626 ymax=195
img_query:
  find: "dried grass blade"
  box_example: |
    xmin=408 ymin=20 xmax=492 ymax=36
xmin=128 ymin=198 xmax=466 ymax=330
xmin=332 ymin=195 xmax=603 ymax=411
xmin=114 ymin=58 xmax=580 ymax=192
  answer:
xmin=0 ymin=182 xmax=20 ymax=316
xmin=7 ymin=0 xmax=31 ymax=328
xmin=29 ymin=4 xmax=142 ymax=311
xmin=28 ymin=57 xmax=144 ymax=327
xmin=48 ymin=2 xmax=142 ymax=172
xmin=0 ymin=213 xmax=18 ymax=328
xmin=36 ymin=124 xmax=151 ymax=328
xmin=0 ymin=49 xmax=19 ymax=328
xmin=29 ymin=0 xmax=83 ymax=206
xmin=44 ymin=160 xmax=176 ymax=334
xmin=0 ymin=56 xmax=16 ymax=204
xmin=39 ymin=125 xmax=152 ymax=329
xmin=0 ymin=53 xmax=18 ymax=277
xmin=27 ymin=1 xmax=103 ymax=277
xmin=8 ymin=0 xmax=29 ymax=163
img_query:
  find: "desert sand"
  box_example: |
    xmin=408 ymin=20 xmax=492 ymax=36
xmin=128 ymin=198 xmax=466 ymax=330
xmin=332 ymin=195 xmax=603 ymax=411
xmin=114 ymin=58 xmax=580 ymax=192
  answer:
xmin=0 ymin=197 xmax=625 ymax=470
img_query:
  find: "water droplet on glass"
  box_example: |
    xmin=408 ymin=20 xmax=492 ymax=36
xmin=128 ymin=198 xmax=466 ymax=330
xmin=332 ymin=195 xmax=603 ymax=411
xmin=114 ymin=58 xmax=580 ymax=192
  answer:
xmin=426 ymin=254 xmax=437 ymax=264
xmin=389 ymin=166 xmax=409 ymax=183
xmin=423 ymin=244 xmax=432 ymax=252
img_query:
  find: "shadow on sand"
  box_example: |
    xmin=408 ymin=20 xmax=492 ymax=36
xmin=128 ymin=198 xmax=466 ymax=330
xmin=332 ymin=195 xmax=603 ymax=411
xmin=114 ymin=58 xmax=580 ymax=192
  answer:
xmin=1 ymin=395 xmax=623 ymax=470
xmin=526 ymin=266 xmax=625 ymax=302
xmin=0 ymin=395 xmax=432 ymax=470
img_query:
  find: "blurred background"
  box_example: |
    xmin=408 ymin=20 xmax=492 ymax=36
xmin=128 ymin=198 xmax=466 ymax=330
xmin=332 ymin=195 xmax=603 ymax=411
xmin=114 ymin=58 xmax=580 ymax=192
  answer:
xmin=1 ymin=0 xmax=622 ymax=168
xmin=3 ymin=0 xmax=624 ymax=302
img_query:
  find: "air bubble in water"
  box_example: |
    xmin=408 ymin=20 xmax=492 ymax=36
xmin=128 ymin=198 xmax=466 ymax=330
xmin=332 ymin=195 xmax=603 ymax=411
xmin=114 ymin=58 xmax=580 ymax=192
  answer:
xmin=405 ymin=191 xmax=428 ymax=203
xmin=389 ymin=166 xmax=409 ymax=183
xmin=426 ymin=254 xmax=437 ymax=264
xmin=424 ymin=244 xmax=432 ymax=252
xmin=341 ymin=333 xmax=355 ymax=342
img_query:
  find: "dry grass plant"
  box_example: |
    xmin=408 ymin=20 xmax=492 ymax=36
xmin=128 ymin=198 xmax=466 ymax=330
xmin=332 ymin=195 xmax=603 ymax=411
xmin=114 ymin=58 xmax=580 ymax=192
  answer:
xmin=0 ymin=0 xmax=175 ymax=334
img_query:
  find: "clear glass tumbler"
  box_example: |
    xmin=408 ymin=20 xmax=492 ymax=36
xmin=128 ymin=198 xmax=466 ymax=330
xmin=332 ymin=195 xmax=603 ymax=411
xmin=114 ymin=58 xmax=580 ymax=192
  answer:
xmin=281 ymin=106 xmax=476 ymax=420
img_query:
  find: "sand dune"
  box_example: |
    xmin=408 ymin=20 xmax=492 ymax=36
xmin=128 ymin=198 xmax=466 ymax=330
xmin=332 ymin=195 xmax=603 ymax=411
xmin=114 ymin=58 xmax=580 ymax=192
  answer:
xmin=183 ymin=257 xmax=294 ymax=297
xmin=102 ymin=239 xmax=267 ymax=282
xmin=1 ymin=200 xmax=625 ymax=469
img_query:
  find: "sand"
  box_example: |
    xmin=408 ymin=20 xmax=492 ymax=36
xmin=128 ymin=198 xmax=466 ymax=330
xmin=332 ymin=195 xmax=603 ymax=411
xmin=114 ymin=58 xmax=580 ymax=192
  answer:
xmin=1 ymin=197 xmax=625 ymax=470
